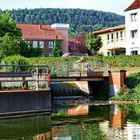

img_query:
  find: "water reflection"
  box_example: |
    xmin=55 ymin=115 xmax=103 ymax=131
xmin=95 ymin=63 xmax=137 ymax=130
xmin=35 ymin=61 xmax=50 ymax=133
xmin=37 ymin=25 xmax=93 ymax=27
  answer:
xmin=0 ymin=101 xmax=140 ymax=140
xmin=52 ymin=100 xmax=140 ymax=140
xmin=0 ymin=115 xmax=51 ymax=140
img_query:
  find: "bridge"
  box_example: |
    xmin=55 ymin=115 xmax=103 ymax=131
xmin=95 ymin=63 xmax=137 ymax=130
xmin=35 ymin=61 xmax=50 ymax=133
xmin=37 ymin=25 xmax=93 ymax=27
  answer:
xmin=49 ymin=61 xmax=126 ymax=97
xmin=0 ymin=63 xmax=126 ymax=117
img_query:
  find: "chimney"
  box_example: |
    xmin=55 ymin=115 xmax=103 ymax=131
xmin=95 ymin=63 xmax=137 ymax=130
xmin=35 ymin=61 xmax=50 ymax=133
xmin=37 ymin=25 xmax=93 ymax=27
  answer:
xmin=39 ymin=24 xmax=42 ymax=30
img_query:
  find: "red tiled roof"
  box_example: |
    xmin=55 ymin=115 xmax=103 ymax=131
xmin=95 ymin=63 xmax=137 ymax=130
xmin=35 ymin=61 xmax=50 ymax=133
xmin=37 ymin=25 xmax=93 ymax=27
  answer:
xmin=94 ymin=25 xmax=125 ymax=35
xmin=68 ymin=38 xmax=78 ymax=43
xmin=16 ymin=24 xmax=64 ymax=40
xmin=125 ymin=0 xmax=140 ymax=11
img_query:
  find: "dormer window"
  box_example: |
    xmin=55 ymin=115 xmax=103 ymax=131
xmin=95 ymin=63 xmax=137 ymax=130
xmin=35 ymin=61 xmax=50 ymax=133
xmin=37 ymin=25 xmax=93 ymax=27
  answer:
xmin=130 ymin=13 xmax=137 ymax=22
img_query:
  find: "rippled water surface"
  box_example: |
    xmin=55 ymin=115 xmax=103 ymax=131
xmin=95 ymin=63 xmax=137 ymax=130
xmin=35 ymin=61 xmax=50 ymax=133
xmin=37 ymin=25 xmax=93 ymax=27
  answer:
xmin=0 ymin=99 xmax=140 ymax=140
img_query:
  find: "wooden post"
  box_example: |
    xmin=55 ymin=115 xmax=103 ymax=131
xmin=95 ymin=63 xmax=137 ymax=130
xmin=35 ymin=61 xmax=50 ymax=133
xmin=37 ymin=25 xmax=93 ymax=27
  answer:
xmin=22 ymin=77 xmax=28 ymax=90
xmin=36 ymin=65 xmax=39 ymax=90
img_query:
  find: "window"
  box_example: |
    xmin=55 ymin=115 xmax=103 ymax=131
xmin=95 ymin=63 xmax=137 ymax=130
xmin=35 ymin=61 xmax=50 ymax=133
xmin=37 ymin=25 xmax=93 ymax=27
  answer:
xmin=111 ymin=33 xmax=113 ymax=42
xmin=116 ymin=32 xmax=118 ymax=41
xmin=120 ymin=31 xmax=123 ymax=41
xmin=130 ymin=13 xmax=137 ymax=22
xmin=131 ymin=30 xmax=138 ymax=38
xmin=131 ymin=51 xmax=138 ymax=55
xmin=107 ymin=34 xmax=109 ymax=43
xmin=48 ymin=41 xmax=54 ymax=48
xmin=39 ymin=41 xmax=44 ymax=48
xmin=33 ymin=41 xmax=38 ymax=48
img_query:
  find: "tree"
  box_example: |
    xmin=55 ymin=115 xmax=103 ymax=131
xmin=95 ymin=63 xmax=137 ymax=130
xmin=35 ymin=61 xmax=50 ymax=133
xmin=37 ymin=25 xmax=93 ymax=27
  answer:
xmin=52 ymin=37 xmax=62 ymax=57
xmin=76 ymin=33 xmax=87 ymax=53
xmin=0 ymin=12 xmax=28 ymax=58
xmin=0 ymin=11 xmax=22 ymax=38
xmin=0 ymin=35 xmax=19 ymax=58
xmin=86 ymin=33 xmax=102 ymax=55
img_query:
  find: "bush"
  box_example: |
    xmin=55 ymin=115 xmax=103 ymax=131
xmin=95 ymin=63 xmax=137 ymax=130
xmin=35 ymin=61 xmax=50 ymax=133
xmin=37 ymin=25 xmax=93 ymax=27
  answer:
xmin=1 ymin=55 xmax=30 ymax=72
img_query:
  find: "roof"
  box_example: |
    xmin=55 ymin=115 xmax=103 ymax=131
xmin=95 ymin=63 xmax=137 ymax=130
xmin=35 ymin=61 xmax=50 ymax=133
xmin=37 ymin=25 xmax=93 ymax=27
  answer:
xmin=93 ymin=25 xmax=125 ymax=35
xmin=16 ymin=24 xmax=64 ymax=40
xmin=68 ymin=38 xmax=78 ymax=43
xmin=125 ymin=0 xmax=140 ymax=11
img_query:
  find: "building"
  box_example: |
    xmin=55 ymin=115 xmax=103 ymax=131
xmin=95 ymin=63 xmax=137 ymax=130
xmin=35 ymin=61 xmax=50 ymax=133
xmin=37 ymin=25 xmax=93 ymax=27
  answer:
xmin=16 ymin=23 xmax=69 ymax=57
xmin=125 ymin=0 xmax=140 ymax=55
xmin=94 ymin=25 xmax=126 ymax=56
xmin=94 ymin=0 xmax=140 ymax=56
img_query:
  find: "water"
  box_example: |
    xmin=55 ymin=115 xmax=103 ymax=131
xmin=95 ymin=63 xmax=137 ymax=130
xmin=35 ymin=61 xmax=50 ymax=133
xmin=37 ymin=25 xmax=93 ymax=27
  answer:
xmin=0 ymin=99 xmax=140 ymax=140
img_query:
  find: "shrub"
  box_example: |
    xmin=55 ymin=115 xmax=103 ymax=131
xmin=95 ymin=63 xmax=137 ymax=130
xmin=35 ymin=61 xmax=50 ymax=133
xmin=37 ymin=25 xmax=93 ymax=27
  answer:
xmin=1 ymin=55 xmax=30 ymax=72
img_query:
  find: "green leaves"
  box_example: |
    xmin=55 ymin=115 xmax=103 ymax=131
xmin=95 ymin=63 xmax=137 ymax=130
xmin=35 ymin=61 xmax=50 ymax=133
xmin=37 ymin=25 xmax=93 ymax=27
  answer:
xmin=52 ymin=38 xmax=62 ymax=57
xmin=86 ymin=33 xmax=102 ymax=53
xmin=0 ymin=35 xmax=19 ymax=58
xmin=0 ymin=11 xmax=22 ymax=38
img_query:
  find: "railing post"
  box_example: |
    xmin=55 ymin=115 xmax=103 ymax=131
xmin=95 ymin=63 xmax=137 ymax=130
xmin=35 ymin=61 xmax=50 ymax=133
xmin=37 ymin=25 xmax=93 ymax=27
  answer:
xmin=45 ymin=66 xmax=50 ymax=89
xmin=80 ymin=60 xmax=82 ymax=77
xmin=36 ymin=64 xmax=39 ymax=90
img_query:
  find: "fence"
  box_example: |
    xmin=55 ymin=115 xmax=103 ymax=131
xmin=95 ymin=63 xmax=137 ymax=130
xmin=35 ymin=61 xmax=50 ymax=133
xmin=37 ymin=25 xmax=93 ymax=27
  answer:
xmin=49 ymin=60 xmax=111 ymax=77
xmin=0 ymin=64 xmax=50 ymax=91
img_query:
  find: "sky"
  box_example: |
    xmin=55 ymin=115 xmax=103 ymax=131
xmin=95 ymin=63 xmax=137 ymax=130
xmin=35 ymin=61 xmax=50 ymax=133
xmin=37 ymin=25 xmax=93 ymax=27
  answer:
xmin=0 ymin=0 xmax=134 ymax=15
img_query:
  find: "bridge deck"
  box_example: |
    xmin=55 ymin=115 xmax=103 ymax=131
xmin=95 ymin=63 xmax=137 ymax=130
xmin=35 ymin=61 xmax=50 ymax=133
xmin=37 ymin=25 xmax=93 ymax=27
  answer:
xmin=51 ymin=76 xmax=108 ymax=82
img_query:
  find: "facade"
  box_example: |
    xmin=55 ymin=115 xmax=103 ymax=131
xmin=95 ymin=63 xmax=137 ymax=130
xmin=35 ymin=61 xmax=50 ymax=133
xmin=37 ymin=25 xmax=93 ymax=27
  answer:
xmin=94 ymin=25 xmax=126 ymax=56
xmin=125 ymin=0 xmax=140 ymax=55
xmin=94 ymin=0 xmax=140 ymax=56
xmin=16 ymin=23 xmax=69 ymax=57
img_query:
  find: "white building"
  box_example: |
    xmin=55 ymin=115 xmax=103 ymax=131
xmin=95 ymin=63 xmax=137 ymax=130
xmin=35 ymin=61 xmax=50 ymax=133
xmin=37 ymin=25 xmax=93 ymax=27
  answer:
xmin=94 ymin=0 xmax=140 ymax=55
xmin=94 ymin=25 xmax=126 ymax=56
xmin=125 ymin=0 xmax=140 ymax=55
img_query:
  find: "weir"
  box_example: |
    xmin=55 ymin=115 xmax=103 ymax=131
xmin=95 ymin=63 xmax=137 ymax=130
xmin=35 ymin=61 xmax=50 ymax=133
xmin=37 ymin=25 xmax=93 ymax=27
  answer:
xmin=0 ymin=64 xmax=51 ymax=117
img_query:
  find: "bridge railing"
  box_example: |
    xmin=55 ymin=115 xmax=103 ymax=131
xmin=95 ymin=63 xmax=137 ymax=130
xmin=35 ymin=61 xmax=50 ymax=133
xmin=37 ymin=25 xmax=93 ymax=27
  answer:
xmin=0 ymin=64 xmax=50 ymax=90
xmin=49 ymin=60 xmax=111 ymax=78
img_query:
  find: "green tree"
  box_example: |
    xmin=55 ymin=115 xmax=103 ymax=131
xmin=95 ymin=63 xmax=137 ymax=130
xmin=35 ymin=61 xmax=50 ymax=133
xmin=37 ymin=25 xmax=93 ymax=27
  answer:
xmin=52 ymin=38 xmax=62 ymax=57
xmin=0 ymin=11 xmax=22 ymax=38
xmin=86 ymin=33 xmax=102 ymax=55
xmin=0 ymin=12 xmax=29 ymax=58
xmin=0 ymin=35 xmax=19 ymax=58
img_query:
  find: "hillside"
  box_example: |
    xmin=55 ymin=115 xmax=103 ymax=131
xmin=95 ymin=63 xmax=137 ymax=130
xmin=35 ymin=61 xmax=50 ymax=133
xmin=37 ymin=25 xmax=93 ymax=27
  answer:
xmin=9 ymin=8 xmax=124 ymax=37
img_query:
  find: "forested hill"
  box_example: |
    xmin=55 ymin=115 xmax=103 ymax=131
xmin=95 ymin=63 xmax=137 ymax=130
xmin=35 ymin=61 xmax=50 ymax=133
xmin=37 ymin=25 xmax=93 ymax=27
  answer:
xmin=9 ymin=8 xmax=124 ymax=36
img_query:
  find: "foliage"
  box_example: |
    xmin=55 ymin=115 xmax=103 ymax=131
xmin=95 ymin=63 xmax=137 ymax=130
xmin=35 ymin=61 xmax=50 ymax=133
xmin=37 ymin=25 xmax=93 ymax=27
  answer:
xmin=0 ymin=12 xmax=28 ymax=58
xmin=76 ymin=33 xmax=87 ymax=53
xmin=9 ymin=8 xmax=124 ymax=35
xmin=19 ymin=40 xmax=29 ymax=57
xmin=0 ymin=35 xmax=19 ymax=58
xmin=0 ymin=11 xmax=22 ymax=38
xmin=52 ymin=38 xmax=62 ymax=57
xmin=1 ymin=55 xmax=30 ymax=72
xmin=86 ymin=33 xmax=102 ymax=54
xmin=28 ymin=47 xmax=43 ymax=57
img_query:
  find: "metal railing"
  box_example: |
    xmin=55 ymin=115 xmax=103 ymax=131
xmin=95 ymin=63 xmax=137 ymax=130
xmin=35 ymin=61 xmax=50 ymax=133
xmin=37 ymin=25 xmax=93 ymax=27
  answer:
xmin=0 ymin=64 xmax=50 ymax=91
xmin=49 ymin=60 xmax=111 ymax=78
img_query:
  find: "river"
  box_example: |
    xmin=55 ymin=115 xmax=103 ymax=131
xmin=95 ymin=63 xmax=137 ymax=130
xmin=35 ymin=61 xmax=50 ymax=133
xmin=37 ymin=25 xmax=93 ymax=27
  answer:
xmin=0 ymin=99 xmax=140 ymax=140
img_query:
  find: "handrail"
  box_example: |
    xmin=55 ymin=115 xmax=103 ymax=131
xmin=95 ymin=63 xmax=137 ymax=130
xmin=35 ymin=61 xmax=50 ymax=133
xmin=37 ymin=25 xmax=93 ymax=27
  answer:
xmin=0 ymin=64 xmax=50 ymax=91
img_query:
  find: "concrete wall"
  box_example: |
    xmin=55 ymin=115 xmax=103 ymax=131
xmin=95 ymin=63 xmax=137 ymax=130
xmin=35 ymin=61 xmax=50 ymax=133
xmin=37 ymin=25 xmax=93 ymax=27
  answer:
xmin=108 ymin=70 xmax=126 ymax=96
xmin=0 ymin=90 xmax=51 ymax=115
